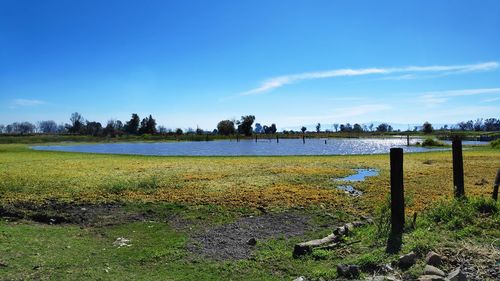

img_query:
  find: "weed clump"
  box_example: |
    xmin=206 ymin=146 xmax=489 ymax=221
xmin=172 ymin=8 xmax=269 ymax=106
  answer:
xmin=421 ymin=138 xmax=445 ymax=147
xmin=490 ymin=138 xmax=500 ymax=149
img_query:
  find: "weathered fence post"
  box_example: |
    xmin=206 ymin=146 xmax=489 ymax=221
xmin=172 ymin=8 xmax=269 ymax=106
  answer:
xmin=452 ymin=136 xmax=465 ymax=198
xmin=302 ymin=135 xmax=305 ymax=144
xmin=236 ymin=135 xmax=240 ymax=142
xmin=387 ymin=147 xmax=404 ymax=253
xmin=407 ymin=135 xmax=410 ymax=146
xmin=324 ymin=139 xmax=327 ymax=144
xmin=493 ymin=168 xmax=500 ymax=201
xmin=255 ymin=135 xmax=257 ymax=142
xmin=276 ymin=135 xmax=279 ymax=143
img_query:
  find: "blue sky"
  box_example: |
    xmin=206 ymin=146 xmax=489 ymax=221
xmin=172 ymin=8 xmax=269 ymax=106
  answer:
xmin=1 ymin=0 xmax=499 ymax=130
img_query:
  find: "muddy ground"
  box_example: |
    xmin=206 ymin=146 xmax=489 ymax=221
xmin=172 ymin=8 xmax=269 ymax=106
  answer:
xmin=0 ymin=201 xmax=316 ymax=261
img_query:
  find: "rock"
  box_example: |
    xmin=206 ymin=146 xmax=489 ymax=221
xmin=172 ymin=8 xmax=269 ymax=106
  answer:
xmin=337 ymin=264 xmax=360 ymax=279
xmin=420 ymin=274 xmax=447 ymax=281
xmin=247 ymin=238 xmax=257 ymax=246
xmin=293 ymin=276 xmax=307 ymax=281
xmin=425 ymin=251 xmax=443 ymax=266
xmin=398 ymin=251 xmax=417 ymax=269
xmin=424 ymin=265 xmax=446 ymax=277
xmin=447 ymin=268 xmax=467 ymax=281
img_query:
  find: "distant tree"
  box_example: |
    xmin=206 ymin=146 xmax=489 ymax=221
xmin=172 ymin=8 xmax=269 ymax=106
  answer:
xmin=38 ymin=120 xmax=58 ymax=133
xmin=422 ymin=122 xmax=433 ymax=134
xmin=340 ymin=123 xmax=353 ymax=132
xmin=175 ymin=128 xmax=183 ymax=135
xmin=217 ymin=120 xmax=236 ymax=135
xmin=104 ymin=119 xmax=123 ymax=136
xmin=212 ymin=129 xmax=218 ymax=134
xmin=368 ymin=123 xmax=374 ymax=132
xmin=301 ymin=126 xmax=307 ymax=133
xmin=316 ymin=123 xmax=321 ymax=133
xmin=124 ymin=114 xmax=140 ymax=134
xmin=237 ymin=115 xmax=255 ymax=136
xmin=473 ymin=118 xmax=483 ymax=131
xmin=83 ymin=121 xmax=103 ymax=136
xmin=484 ymin=118 xmax=500 ymax=131
xmin=457 ymin=120 xmax=474 ymax=131
xmin=269 ymin=124 xmax=277 ymax=134
xmin=196 ymin=126 xmax=204 ymax=135
xmin=69 ymin=112 xmax=84 ymax=133
xmin=57 ymin=123 xmax=68 ymax=133
xmin=353 ymin=123 xmax=363 ymax=133
xmin=138 ymin=115 xmax=156 ymax=134
xmin=263 ymin=125 xmax=270 ymax=134
xmin=376 ymin=123 xmax=391 ymax=133
xmin=254 ymin=123 xmax=263 ymax=134
xmin=158 ymin=125 xmax=167 ymax=134
xmin=10 ymin=122 xmax=36 ymax=134
xmin=333 ymin=123 xmax=339 ymax=132
xmin=0 ymin=124 xmax=4 ymax=134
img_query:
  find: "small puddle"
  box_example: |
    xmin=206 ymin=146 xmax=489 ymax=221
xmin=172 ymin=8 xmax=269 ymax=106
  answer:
xmin=333 ymin=168 xmax=379 ymax=196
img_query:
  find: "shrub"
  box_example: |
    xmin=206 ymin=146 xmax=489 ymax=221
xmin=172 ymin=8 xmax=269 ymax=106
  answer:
xmin=421 ymin=138 xmax=445 ymax=147
xmin=490 ymin=139 xmax=500 ymax=149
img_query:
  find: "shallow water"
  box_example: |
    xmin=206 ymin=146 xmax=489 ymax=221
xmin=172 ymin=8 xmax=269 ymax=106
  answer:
xmin=333 ymin=168 xmax=380 ymax=196
xmin=32 ymin=138 xmax=443 ymax=156
xmin=335 ymin=168 xmax=380 ymax=181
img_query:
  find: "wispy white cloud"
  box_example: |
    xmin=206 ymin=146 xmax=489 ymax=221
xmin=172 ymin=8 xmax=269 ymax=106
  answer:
xmin=8 ymin=99 xmax=46 ymax=109
xmin=481 ymin=96 xmax=500 ymax=103
xmin=241 ymin=62 xmax=499 ymax=96
xmin=419 ymin=87 xmax=500 ymax=106
xmin=286 ymin=103 xmax=392 ymax=122
xmin=12 ymin=99 xmax=45 ymax=106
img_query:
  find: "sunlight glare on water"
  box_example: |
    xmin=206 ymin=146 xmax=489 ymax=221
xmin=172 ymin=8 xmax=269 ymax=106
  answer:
xmin=31 ymin=138 xmax=445 ymax=156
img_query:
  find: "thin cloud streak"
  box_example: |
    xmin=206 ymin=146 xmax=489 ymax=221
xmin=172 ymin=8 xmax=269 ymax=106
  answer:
xmin=420 ymin=87 xmax=500 ymax=105
xmin=8 ymin=99 xmax=46 ymax=109
xmin=240 ymin=62 xmax=499 ymax=96
xmin=286 ymin=103 xmax=392 ymax=122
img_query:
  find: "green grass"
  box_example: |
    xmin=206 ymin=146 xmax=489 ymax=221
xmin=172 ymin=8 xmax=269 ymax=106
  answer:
xmin=0 ymin=143 xmax=499 ymax=280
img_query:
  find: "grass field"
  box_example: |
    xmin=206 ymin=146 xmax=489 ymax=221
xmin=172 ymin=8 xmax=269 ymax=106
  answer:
xmin=0 ymin=144 xmax=499 ymax=280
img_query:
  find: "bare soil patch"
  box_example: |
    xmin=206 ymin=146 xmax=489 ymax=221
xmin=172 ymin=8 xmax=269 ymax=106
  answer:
xmin=187 ymin=212 xmax=313 ymax=260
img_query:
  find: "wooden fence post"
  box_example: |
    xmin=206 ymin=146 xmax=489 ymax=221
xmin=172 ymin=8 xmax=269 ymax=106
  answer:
xmin=236 ymin=135 xmax=240 ymax=142
xmin=276 ymin=135 xmax=279 ymax=143
xmin=255 ymin=135 xmax=257 ymax=142
xmin=387 ymin=147 xmax=404 ymax=253
xmin=493 ymin=168 xmax=500 ymax=201
xmin=407 ymin=135 xmax=410 ymax=146
xmin=452 ymin=136 xmax=465 ymax=198
xmin=302 ymin=135 xmax=305 ymax=144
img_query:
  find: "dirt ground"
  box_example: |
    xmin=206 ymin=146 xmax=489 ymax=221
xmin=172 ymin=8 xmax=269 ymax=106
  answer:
xmin=187 ymin=212 xmax=313 ymax=260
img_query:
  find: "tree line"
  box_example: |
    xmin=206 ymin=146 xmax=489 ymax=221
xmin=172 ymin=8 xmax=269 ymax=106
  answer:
xmin=0 ymin=113 xmax=499 ymax=136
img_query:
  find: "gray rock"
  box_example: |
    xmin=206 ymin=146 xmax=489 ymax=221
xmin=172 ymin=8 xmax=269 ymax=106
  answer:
xmin=337 ymin=264 xmax=360 ymax=279
xmin=425 ymin=251 xmax=443 ymax=266
xmin=447 ymin=268 xmax=467 ymax=281
xmin=418 ymin=275 xmax=447 ymax=281
xmin=293 ymin=276 xmax=307 ymax=281
xmin=398 ymin=251 xmax=417 ymax=269
xmin=424 ymin=265 xmax=446 ymax=277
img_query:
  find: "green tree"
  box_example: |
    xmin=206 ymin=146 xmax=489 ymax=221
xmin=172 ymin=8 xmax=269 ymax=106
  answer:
xmin=237 ymin=115 xmax=255 ymax=136
xmin=217 ymin=120 xmax=236 ymax=135
xmin=69 ymin=112 xmax=84 ymax=134
xmin=301 ymin=126 xmax=307 ymax=133
xmin=316 ymin=123 xmax=321 ymax=133
xmin=422 ymin=122 xmax=433 ymax=134
xmin=125 ymin=114 xmax=140 ymax=134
